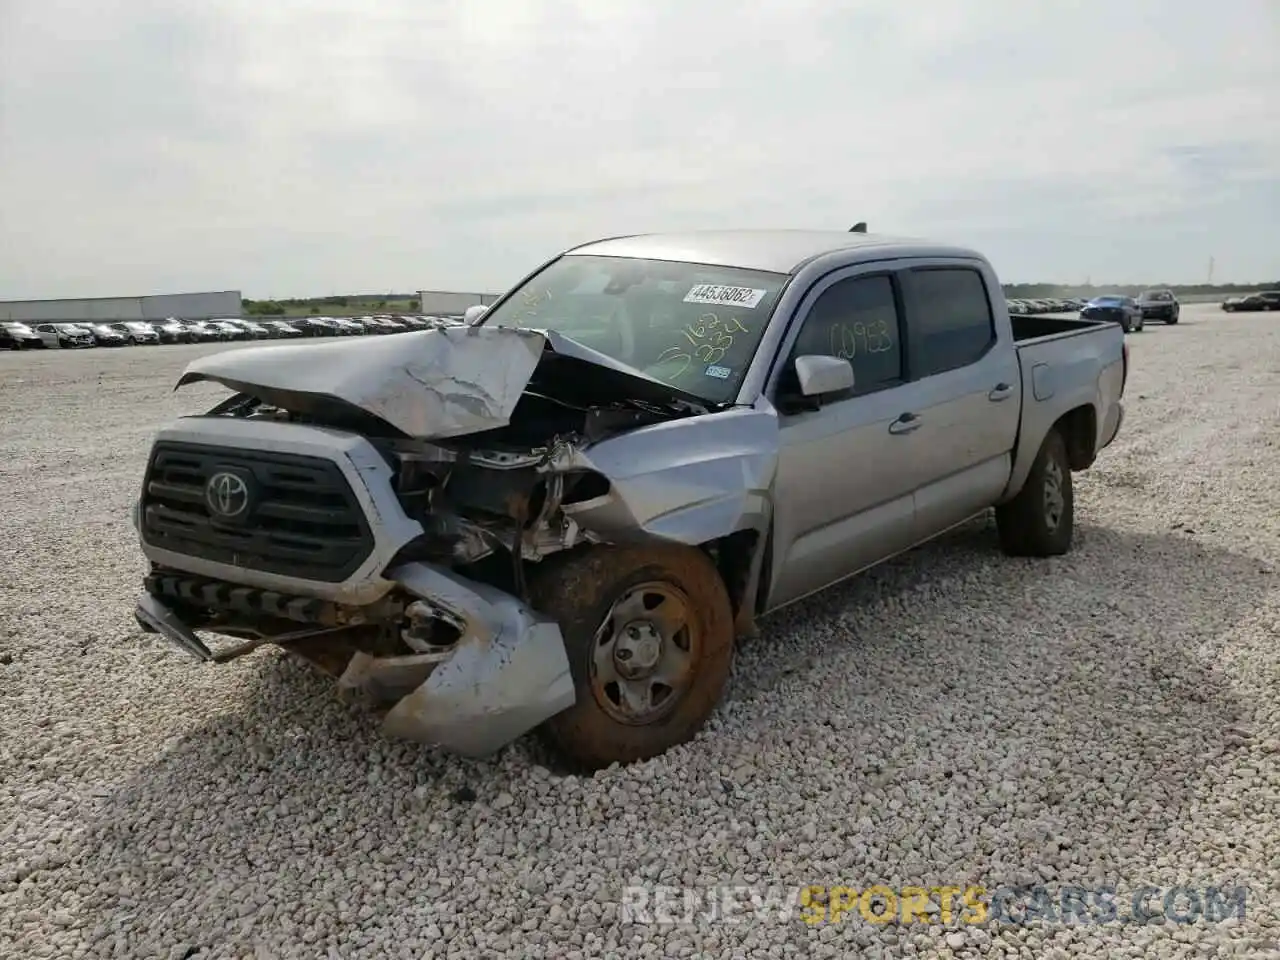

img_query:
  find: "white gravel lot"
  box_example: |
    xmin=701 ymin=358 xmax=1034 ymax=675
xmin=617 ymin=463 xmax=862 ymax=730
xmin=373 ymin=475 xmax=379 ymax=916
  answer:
xmin=2 ymin=305 xmax=1279 ymax=959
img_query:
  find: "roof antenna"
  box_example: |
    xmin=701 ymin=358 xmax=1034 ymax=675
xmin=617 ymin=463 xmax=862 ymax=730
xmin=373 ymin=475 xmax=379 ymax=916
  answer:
xmin=849 ymin=222 xmax=867 ymax=233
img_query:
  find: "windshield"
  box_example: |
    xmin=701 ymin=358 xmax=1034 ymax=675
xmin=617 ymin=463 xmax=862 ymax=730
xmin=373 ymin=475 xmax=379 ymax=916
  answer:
xmin=479 ymin=254 xmax=789 ymax=404
xmin=1092 ymin=296 xmax=1124 ymax=304
xmin=1141 ymin=291 xmax=1170 ymax=301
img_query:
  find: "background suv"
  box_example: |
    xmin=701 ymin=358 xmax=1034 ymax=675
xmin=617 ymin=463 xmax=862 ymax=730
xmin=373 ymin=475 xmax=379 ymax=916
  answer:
xmin=1137 ymin=289 xmax=1180 ymax=325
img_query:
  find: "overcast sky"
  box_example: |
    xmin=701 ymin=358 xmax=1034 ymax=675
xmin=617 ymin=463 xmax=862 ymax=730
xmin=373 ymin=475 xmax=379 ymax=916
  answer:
xmin=1 ymin=0 xmax=1277 ymax=299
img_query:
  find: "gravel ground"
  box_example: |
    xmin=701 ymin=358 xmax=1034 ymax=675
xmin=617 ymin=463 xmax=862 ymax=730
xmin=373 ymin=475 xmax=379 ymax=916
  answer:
xmin=2 ymin=305 xmax=1278 ymax=959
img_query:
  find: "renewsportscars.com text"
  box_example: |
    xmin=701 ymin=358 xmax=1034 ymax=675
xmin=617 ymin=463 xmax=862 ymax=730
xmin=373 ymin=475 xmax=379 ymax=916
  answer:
xmin=620 ymin=884 xmax=1250 ymax=927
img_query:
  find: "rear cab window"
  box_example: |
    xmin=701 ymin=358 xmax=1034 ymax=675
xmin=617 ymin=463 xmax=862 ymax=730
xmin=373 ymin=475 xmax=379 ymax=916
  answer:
xmin=901 ymin=267 xmax=997 ymax=378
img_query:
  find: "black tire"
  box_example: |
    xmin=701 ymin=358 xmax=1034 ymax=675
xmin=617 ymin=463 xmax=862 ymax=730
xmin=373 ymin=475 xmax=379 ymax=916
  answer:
xmin=995 ymin=429 xmax=1074 ymax=557
xmin=529 ymin=543 xmax=735 ymax=770
xmin=1166 ymin=312 xmax=1178 ymax=325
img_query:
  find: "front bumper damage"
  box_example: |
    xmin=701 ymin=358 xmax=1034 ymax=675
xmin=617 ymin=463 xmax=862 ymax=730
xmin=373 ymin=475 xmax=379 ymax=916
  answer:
xmin=134 ymin=561 xmax=576 ymax=758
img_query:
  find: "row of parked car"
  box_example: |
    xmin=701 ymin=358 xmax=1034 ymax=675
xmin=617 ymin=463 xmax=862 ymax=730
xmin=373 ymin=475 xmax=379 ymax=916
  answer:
xmin=1005 ymin=296 xmax=1090 ymax=316
xmin=6 ymin=286 xmax=1270 ymax=353
xmin=0 ymin=314 xmax=460 ymax=350
xmin=1007 ymin=290 xmax=1184 ymax=334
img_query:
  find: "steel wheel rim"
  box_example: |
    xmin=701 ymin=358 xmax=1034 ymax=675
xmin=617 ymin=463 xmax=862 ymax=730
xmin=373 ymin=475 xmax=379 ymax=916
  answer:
xmin=589 ymin=581 xmax=698 ymax=725
xmin=1043 ymin=457 xmax=1065 ymax=531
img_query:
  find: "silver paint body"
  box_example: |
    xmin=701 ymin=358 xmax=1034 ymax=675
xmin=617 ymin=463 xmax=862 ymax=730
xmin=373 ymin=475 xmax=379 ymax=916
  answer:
xmin=134 ymin=230 xmax=1126 ymax=755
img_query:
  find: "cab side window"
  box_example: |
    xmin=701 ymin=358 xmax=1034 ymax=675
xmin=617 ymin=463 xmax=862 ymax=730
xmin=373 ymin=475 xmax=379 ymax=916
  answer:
xmin=902 ymin=268 xmax=996 ymax=378
xmin=785 ymin=274 xmax=904 ymax=398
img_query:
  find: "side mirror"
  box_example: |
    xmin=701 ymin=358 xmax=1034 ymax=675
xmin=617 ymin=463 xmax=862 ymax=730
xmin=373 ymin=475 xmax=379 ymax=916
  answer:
xmin=463 ymin=304 xmax=488 ymax=325
xmin=794 ymin=354 xmax=854 ymax=397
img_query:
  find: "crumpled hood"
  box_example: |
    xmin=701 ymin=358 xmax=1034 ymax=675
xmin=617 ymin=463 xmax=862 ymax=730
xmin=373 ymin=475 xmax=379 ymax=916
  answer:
xmin=175 ymin=322 xmax=708 ymax=438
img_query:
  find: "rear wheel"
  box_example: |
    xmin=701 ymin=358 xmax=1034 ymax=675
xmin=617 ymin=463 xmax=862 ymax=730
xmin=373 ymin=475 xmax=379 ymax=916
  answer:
xmin=996 ymin=429 xmax=1074 ymax=557
xmin=530 ymin=544 xmax=735 ymax=770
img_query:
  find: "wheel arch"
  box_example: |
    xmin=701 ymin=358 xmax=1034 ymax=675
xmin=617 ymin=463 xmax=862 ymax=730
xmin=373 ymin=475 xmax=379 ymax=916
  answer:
xmin=1056 ymin=404 xmax=1099 ymax=471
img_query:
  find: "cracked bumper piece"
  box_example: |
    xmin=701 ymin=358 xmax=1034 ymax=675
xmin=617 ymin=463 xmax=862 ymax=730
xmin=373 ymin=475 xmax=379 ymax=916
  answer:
xmin=354 ymin=562 xmax=576 ymax=757
xmin=133 ymin=561 xmax=576 ymax=758
xmin=134 ymin=593 xmax=214 ymax=661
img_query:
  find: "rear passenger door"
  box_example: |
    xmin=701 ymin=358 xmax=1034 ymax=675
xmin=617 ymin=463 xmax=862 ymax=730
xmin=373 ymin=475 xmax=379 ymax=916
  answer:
xmin=899 ymin=264 xmax=1021 ymax=540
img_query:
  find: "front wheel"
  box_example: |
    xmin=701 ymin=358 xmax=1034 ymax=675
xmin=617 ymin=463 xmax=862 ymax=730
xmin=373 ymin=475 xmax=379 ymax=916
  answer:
xmin=995 ymin=429 xmax=1074 ymax=557
xmin=1166 ymin=312 xmax=1178 ymax=325
xmin=529 ymin=544 xmax=735 ymax=770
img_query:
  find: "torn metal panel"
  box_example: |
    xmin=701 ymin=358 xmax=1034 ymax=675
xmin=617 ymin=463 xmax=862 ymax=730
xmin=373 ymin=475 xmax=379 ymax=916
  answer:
xmin=176 ymin=325 xmax=548 ymax=439
xmin=378 ymin=562 xmax=576 ymax=756
xmin=560 ymin=405 xmax=779 ymax=545
xmin=338 ymin=650 xmax=453 ymax=702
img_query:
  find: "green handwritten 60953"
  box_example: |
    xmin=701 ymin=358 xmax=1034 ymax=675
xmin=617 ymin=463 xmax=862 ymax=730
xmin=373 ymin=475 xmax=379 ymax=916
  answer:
xmin=829 ymin=318 xmax=894 ymax=359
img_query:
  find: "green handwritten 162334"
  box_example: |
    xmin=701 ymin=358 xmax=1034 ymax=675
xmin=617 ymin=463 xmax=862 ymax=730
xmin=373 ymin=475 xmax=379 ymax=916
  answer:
xmin=828 ymin=318 xmax=894 ymax=359
xmin=654 ymin=313 xmax=749 ymax=377
xmin=511 ymin=289 xmax=552 ymax=325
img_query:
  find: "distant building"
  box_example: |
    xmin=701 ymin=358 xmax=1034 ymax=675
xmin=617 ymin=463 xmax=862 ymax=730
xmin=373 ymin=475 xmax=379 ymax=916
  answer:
xmin=0 ymin=290 xmax=242 ymax=322
xmin=416 ymin=290 xmax=502 ymax=315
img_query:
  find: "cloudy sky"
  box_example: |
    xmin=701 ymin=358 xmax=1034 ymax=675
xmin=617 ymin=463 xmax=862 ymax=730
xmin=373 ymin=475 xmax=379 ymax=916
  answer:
xmin=1 ymin=0 xmax=1276 ymax=299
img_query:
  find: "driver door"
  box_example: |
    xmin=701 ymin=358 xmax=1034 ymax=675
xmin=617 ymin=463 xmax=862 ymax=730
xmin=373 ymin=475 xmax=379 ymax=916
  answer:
xmin=767 ymin=269 xmax=922 ymax=610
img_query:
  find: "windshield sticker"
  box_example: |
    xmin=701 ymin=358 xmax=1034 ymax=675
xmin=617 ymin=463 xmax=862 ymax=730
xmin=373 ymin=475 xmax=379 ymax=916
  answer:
xmin=683 ymin=284 xmax=767 ymax=309
xmin=704 ymin=364 xmax=732 ymax=379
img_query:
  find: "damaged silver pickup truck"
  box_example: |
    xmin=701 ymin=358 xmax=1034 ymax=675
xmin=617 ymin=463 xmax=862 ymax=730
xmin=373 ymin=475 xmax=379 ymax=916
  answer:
xmin=132 ymin=230 xmax=1128 ymax=769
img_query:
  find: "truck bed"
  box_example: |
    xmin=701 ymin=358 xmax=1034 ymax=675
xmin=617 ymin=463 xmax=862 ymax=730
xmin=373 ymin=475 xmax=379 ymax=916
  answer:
xmin=1001 ymin=310 xmax=1127 ymax=503
xmin=1011 ymin=313 xmax=1116 ymax=343
xmin=1008 ymin=313 xmax=1111 ymax=343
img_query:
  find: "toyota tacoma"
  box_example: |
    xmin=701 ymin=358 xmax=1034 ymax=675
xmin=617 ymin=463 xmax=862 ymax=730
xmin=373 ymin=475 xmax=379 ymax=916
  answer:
xmin=131 ymin=230 xmax=1128 ymax=769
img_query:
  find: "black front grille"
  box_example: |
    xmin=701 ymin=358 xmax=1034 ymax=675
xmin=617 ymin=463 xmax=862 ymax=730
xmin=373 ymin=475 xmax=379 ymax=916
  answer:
xmin=141 ymin=441 xmax=374 ymax=582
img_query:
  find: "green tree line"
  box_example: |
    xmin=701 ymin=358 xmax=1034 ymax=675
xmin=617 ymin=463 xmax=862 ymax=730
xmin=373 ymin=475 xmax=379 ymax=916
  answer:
xmin=1002 ymin=281 xmax=1277 ymax=298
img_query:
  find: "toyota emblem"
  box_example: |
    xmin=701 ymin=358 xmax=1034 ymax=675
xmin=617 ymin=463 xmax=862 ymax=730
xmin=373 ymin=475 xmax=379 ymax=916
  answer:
xmin=205 ymin=471 xmax=251 ymax=519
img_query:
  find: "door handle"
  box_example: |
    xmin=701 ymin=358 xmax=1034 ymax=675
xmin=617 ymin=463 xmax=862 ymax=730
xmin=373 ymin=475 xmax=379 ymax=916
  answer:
xmin=888 ymin=412 xmax=921 ymax=435
xmin=988 ymin=383 xmax=1013 ymax=401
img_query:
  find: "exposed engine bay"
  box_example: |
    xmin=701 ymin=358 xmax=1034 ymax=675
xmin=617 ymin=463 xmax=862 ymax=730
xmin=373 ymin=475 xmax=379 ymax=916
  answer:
xmin=186 ymin=321 xmax=714 ymax=595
